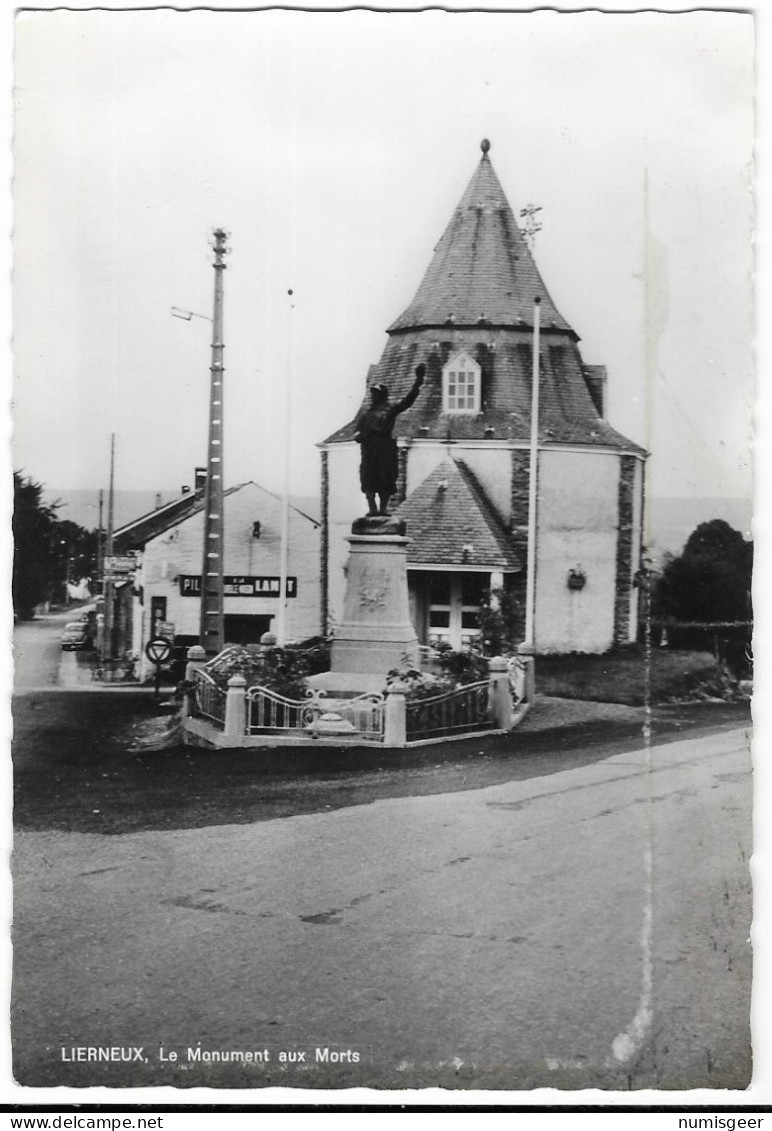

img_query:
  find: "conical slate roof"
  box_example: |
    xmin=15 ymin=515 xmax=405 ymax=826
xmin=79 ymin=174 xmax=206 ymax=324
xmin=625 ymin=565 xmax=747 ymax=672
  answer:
xmin=389 ymin=141 xmax=572 ymax=334
xmin=322 ymin=141 xmax=645 ymax=457
xmin=324 ymin=333 xmax=643 ymax=453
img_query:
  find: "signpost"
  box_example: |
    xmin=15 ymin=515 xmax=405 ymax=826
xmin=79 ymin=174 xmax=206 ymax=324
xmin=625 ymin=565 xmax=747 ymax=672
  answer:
xmin=105 ymin=555 xmax=136 ymax=574
xmin=145 ymin=635 xmax=173 ymax=697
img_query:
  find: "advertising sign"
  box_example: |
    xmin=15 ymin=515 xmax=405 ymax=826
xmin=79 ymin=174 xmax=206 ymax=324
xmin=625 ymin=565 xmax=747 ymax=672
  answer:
xmin=179 ymin=575 xmax=297 ymax=598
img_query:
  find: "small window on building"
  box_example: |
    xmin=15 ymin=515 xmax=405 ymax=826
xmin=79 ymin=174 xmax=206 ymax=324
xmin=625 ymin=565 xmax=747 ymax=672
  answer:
xmin=443 ymin=351 xmax=481 ymax=414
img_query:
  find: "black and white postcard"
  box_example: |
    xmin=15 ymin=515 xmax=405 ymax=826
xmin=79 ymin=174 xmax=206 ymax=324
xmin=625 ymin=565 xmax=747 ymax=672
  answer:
xmin=7 ymin=3 xmax=765 ymax=1110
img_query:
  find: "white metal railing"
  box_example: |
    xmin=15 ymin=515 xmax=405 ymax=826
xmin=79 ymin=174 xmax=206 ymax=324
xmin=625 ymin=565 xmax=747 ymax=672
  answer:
xmin=247 ymin=686 xmax=310 ymax=734
xmin=322 ymin=691 xmax=386 ymax=742
xmin=247 ymin=686 xmax=386 ymax=742
xmin=405 ymin=679 xmax=493 ymax=741
xmin=193 ymin=668 xmax=227 ymax=725
xmin=184 ymin=651 xmax=532 ymax=745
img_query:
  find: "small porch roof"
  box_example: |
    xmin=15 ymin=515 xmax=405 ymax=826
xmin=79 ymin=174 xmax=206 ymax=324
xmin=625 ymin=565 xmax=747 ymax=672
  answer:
xmin=394 ymin=458 xmax=521 ymax=572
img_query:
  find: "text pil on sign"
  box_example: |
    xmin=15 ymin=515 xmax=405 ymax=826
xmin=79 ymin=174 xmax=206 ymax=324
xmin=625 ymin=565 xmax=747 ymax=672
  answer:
xmin=179 ymin=575 xmax=297 ymax=598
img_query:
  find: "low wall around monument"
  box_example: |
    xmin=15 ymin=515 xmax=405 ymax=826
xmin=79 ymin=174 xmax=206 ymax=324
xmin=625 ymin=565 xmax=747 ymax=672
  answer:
xmin=181 ymin=652 xmax=533 ymax=750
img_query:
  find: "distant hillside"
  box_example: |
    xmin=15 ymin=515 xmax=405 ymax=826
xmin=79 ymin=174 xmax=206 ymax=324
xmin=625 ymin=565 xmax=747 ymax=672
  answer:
xmin=43 ymin=488 xmax=751 ymax=560
xmin=43 ymin=488 xmax=321 ymax=530
xmin=43 ymin=489 xmax=170 ymax=531
xmin=647 ymin=496 xmax=753 ymax=560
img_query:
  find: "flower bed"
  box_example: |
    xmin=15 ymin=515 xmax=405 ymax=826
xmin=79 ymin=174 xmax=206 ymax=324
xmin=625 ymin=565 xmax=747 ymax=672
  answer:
xmin=204 ymin=644 xmax=312 ymax=700
xmin=385 ymin=646 xmax=490 ymax=701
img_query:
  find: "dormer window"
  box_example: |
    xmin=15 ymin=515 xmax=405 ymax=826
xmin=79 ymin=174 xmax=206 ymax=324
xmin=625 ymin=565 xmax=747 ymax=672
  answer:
xmin=443 ymin=351 xmax=481 ymax=413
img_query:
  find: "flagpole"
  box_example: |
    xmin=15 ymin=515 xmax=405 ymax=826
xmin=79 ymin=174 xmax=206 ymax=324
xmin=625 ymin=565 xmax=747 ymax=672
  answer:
xmin=524 ymin=296 xmax=541 ymax=648
xmin=277 ymin=289 xmax=293 ymax=646
xmin=104 ymin=433 xmax=115 ymax=664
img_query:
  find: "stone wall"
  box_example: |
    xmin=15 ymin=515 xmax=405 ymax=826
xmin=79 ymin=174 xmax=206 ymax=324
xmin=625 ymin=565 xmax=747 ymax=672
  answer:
xmin=509 ymin=448 xmax=531 ymax=553
xmin=508 ymin=448 xmax=531 ymax=641
xmin=320 ymin=448 xmax=329 ymax=636
xmin=614 ymin=454 xmax=641 ymax=645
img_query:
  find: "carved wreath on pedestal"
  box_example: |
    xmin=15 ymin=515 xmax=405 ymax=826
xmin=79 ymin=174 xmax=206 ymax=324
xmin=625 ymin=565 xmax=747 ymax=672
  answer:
xmin=358 ymin=567 xmax=391 ymax=611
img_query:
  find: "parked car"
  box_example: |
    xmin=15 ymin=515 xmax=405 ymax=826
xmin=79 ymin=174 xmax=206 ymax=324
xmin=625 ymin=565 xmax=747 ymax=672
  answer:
xmin=61 ymin=621 xmax=93 ymax=651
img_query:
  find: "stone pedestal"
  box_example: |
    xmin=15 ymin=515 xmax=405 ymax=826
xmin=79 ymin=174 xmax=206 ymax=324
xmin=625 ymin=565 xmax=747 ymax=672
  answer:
xmin=330 ymin=517 xmax=419 ymax=675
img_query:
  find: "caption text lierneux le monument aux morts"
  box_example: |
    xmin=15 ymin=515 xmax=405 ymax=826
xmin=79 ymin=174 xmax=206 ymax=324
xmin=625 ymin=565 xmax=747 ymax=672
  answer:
xmin=60 ymin=1045 xmax=362 ymax=1065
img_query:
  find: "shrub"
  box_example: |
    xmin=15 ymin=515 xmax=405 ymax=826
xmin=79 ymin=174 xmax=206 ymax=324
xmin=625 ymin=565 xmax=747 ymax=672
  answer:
xmin=385 ymin=648 xmax=489 ymax=701
xmin=295 ymin=636 xmax=333 ymax=675
xmin=385 ymin=668 xmax=451 ymax=700
xmin=205 ymin=644 xmax=310 ymax=700
xmin=476 ymin=587 xmax=521 ymax=655
xmin=433 ymin=645 xmax=489 ymax=684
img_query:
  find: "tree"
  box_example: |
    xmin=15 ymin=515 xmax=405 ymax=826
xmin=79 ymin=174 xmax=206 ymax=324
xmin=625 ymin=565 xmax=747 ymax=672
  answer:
xmin=13 ymin=472 xmax=99 ymax=618
xmin=683 ymin=519 xmax=750 ymax=565
xmin=12 ymin=472 xmax=59 ymax=617
xmin=652 ymin=519 xmax=753 ymax=673
xmin=654 ymin=519 xmax=752 ymax=624
xmin=55 ymin=519 xmax=99 ymax=587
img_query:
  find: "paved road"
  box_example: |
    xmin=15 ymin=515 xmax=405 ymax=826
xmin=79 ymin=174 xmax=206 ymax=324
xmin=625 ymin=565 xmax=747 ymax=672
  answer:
xmin=12 ymin=723 xmax=751 ymax=1092
xmin=13 ymin=609 xmax=94 ymax=691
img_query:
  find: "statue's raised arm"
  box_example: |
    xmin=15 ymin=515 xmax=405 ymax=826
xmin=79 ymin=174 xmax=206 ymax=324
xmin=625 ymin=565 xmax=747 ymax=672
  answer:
xmin=355 ymin=364 xmax=426 ymax=517
xmin=388 ymin=363 xmax=425 ymax=421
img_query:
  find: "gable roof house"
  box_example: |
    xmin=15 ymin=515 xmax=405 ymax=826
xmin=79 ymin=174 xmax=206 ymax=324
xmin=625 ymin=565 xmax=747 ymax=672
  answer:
xmin=320 ymin=141 xmax=646 ymax=653
xmin=113 ymin=479 xmax=321 ymax=679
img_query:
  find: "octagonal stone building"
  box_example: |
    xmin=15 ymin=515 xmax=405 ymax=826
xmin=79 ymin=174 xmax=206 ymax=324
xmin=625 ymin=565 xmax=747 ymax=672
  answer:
xmin=319 ymin=142 xmax=646 ymax=654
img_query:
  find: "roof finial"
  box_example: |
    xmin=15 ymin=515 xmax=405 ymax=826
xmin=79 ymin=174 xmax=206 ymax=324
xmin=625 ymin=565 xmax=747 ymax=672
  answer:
xmin=481 ymin=138 xmax=491 ymax=155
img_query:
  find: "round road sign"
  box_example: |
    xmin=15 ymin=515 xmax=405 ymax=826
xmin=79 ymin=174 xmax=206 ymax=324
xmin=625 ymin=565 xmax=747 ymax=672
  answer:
xmin=145 ymin=636 xmax=173 ymax=665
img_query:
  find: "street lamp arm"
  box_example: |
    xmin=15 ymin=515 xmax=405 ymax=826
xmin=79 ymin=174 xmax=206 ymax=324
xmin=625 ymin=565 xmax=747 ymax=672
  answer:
xmin=171 ymin=306 xmax=213 ymax=323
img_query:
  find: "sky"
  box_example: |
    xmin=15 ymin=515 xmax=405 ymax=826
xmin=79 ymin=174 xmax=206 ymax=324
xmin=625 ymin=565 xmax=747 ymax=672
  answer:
xmin=11 ymin=7 xmax=755 ymax=512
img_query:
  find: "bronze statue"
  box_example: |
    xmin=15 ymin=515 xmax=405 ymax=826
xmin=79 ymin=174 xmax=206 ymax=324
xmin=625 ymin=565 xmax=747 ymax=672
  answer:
xmin=354 ymin=363 xmax=425 ymax=516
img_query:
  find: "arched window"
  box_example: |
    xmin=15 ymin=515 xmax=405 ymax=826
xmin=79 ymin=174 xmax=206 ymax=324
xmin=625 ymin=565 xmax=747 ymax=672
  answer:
xmin=443 ymin=351 xmax=481 ymax=413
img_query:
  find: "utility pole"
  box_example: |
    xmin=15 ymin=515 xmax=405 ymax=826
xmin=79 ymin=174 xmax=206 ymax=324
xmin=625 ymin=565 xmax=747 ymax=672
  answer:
xmin=642 ymin=162 xmax=655 ymax=557
xmin=104 ymin=434 xmax=115 ymax=663
xmin=62 ymin=537 xmax=70 ymax=606
xmin=199 ymin=228 xmax=229 ymax=656
xmin=97 ymin=489 xmax=104 ymax=593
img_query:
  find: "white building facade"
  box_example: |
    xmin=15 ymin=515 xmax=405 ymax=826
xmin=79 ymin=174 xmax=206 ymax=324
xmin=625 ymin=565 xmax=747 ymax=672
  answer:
xmin=114 ymin=481 xmax=321 ymax=679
